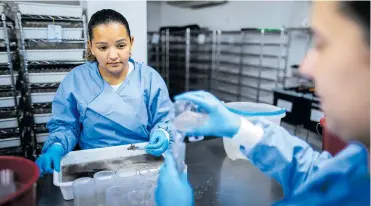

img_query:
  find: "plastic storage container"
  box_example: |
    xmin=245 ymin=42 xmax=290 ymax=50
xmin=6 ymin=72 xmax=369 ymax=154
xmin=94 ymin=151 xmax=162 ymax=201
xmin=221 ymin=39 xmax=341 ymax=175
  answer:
xmin=53 ymin=142 xmax=162 ymax=200
xmin=25 ymin=49 xmax=84 ymax=61
xmin=223 ymin=102 xmax=286 ymax=160
xmin=16 ymin=2 xmax=83 ymax=18
xmin=23 ymin=28 xmax=83 ymax=40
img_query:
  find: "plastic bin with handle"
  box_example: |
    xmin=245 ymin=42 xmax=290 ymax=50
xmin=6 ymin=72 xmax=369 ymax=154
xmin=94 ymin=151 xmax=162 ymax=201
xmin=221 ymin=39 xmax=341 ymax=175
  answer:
xmin=223 ymin=102 xmax=286 ymax=160
xmin=53 ymin=142 xmax=162 ymax=200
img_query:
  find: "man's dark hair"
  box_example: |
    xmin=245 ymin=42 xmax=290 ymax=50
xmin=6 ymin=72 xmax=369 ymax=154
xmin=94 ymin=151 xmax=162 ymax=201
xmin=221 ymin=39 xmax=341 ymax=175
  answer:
xmin=339 ymin=1 xmax=370 ymax=45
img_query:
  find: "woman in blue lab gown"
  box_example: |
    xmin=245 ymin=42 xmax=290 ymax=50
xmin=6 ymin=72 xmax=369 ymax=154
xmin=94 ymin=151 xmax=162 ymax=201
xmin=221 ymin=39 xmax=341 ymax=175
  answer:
xmin=155 ymin=1 xmax=370 ymax=206
xmin=36 ymin=9 xmax=173 ymax=175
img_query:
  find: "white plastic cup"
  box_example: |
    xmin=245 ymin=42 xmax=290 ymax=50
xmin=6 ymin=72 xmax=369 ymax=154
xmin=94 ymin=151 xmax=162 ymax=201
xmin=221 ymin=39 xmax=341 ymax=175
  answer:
xmin=105 ymin=186 xmax=131 ymax=206
xmin=94 ymin=170 xmax=116 ymax=206
xmin=123 ymin=174 xmax=147 ymax=192
xmin=139 ymin=167 xmax=159 ymax=182
xmin=115 ymin=168 xmax=138 ymax=186
xmin=127 ymin=190 xmax=151 ymax=206
xmin=72 ymin=177 xmax=97 ymax=206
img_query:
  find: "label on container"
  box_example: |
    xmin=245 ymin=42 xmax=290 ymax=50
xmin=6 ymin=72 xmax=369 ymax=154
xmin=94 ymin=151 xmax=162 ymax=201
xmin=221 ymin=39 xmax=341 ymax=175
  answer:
xmin=310 ymin=109 xmax=324 ymax=122
xmin=277 ymin=99 xmax=292 ymax=112
xmin=151 ymin=34 xmax=160 ymax=44
xmin=47 ymin=24 xmax=62 ymax=42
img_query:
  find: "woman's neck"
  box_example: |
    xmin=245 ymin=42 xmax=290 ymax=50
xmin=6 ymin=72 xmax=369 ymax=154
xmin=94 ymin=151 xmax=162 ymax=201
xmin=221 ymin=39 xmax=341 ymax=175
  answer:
xmin=98 ymin=63 xmax=129 ymax=85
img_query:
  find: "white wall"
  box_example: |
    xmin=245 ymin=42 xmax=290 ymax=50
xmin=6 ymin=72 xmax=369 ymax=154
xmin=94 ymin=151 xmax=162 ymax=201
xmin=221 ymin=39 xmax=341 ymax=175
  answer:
xmin=148 ymin=1 xmax=310 ymax=31
xmin=84 ymin=0 xmax=147 ymax=63
xmin=147 ymin=1 xmax=162 ymax=32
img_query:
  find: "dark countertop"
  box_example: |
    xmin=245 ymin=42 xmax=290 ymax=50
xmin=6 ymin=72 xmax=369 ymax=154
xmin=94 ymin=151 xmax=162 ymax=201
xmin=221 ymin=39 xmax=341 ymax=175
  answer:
xmin=36 ymin=139 xmax=283 ymax=206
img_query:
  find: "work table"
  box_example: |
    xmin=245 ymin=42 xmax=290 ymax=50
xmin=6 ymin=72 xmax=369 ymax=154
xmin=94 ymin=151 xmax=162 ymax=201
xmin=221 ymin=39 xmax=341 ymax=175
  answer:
xmin=36 ymin=138 xmax=283 ymax=206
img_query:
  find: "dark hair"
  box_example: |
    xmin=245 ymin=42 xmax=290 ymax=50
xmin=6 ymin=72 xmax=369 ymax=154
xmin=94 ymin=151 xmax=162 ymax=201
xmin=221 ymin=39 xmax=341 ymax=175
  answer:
xmin=86 ymin=9 xmax=131 ymax=61
xmin=339 ymin=1 xmax=370 ymax=46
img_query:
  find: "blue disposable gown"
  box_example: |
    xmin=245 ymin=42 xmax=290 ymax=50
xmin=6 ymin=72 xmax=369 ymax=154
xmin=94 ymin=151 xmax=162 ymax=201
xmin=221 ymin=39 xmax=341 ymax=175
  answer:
xmin=240 ymin=119 xmax=370 ymax=205
xmin=42 ymin=59 xmax=173 ymax=155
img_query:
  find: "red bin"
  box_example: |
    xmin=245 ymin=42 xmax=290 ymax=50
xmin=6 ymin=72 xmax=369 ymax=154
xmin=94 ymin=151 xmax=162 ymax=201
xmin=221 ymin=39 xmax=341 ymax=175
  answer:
xmin=0 ymin=156 xmax=39 ymax=206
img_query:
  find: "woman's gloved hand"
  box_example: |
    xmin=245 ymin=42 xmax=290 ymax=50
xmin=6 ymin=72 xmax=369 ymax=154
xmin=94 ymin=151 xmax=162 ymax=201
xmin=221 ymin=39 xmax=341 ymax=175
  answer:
xmin=35 ymin=144 xmax=64 ymax=177
xmin=155 ymin=151 xmax=193 ymax=206
xmin=174 ymin=90 xmax=241 ymax=138
xmin=145 ymin=129 xmax=169 ymax=156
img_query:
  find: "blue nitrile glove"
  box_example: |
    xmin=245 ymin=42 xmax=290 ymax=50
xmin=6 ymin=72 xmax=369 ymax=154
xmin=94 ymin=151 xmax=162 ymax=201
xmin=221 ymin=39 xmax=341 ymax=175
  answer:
xmin=145 ymin=129 xmax=169 ymax=156
xmin=174 ymin=90 xmax=241 ymax=138
xmin=35 ymin=144 xmax=64 ymax=177
xmin=155 ymin=151 xmax=193 ymax=206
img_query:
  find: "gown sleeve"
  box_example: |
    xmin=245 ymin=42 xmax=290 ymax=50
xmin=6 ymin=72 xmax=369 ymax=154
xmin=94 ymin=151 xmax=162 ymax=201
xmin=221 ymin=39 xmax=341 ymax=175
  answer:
xmin=235 ymin=118 xmax=332 ymax=196
xmin=42 ymin=72 xmax=81 ymax=155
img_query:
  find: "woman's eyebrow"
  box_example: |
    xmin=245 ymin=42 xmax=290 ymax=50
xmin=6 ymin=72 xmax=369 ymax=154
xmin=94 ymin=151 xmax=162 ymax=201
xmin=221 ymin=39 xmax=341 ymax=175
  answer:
xmin=95 ymin=42 xmax=108 ymax=45
xmin=116 ymin=38 xmax=127 ymax=43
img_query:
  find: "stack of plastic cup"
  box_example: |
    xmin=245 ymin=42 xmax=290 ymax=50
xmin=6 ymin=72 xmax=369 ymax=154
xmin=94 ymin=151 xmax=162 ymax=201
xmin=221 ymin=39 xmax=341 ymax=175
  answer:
xmin=139 ymin=167 xmax=159 ymax=205
xmin=115 ymin=168 xmax=138 ymax=185
xmin=72 ymin=177 xmax=97 ymax=206
xmin=127 ymin=190 xmax=152 ymax=206
xmin=94 ymin=170 xmax=116 ymax=206
xmin=105 ymin=186 xmax=130 ymax=206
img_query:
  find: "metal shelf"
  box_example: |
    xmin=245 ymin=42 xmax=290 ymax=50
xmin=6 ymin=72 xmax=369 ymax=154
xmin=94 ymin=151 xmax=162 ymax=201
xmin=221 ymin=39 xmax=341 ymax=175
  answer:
xmin=149 ymin=50 xmax=212 ymax=55
xmin=20 ymin=14 xmax=83 ymax=22
xmin=218 ymin=60 xmax=279 ymax=70
xmin=240 ymin=28 xmax=283 ymax=34
xmin=25 ymin=39 xmax=84 ymax=43
xmin=220 ymin=51 xmax=286 ymax=59
xmin=27 ymin=60 xmax=85 ymax=65
xmin=213 ymin=77 xmax=272 ymax=92
xmin=217 ymin=70 xmax=276 ymax=82
xmin=220 ymin=42 xmax=286 ymax=46
xmin=214 ymin=87 xmax=238 ymax=96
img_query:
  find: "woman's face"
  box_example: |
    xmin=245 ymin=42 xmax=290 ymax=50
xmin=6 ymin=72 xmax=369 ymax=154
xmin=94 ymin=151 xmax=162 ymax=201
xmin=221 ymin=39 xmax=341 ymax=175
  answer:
xmin=300 ymin=1 xmax=370 ymax=143
xmin=89 ymin=22 xmax=134 ymax=75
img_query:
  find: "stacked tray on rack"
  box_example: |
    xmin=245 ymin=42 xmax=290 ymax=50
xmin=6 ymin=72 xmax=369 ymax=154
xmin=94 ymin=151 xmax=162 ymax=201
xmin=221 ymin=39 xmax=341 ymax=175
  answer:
xmin=34 ymin=123 xmax=49 ymax=145
xmin=15 ymin=2 xmax=87 ymax=150
xmin=0 ymin=15 xmax=20 ymax=152
xmin=30 ymin=83 xmax=59 ymax=104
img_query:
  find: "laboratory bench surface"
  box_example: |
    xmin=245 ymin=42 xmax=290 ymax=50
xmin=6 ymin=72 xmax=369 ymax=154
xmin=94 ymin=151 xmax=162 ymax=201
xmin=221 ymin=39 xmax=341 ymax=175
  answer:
xmin=36 ymin=138 xmax=284 ymax=206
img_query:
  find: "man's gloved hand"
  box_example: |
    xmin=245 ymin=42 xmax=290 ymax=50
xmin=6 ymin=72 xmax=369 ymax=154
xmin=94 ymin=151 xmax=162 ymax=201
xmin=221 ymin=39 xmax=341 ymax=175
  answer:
xmin=155 ymin=151 xmax=194 ymax=206
xmin=145 ymin=129 xmax=169 ymax=156
xmin=35 ymin=144 xmax=64 ymax=177
xmin=174 ymin=90 xmax=241 ymax=138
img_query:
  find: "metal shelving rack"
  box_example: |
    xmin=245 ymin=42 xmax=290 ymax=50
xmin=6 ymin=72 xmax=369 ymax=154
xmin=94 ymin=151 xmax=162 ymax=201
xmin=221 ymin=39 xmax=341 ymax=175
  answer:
xmin=212 ymin=28 xmax=288 ymax=104
xmin=0 ymin=7 xmax=23 ymax=156
xmin=148 ymin=28 xmax=215 ymax=99
xmin=15 ymin=3 xmax=87 ymax=157
xmin=148 ymin=27 xmax=311 ymax=104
